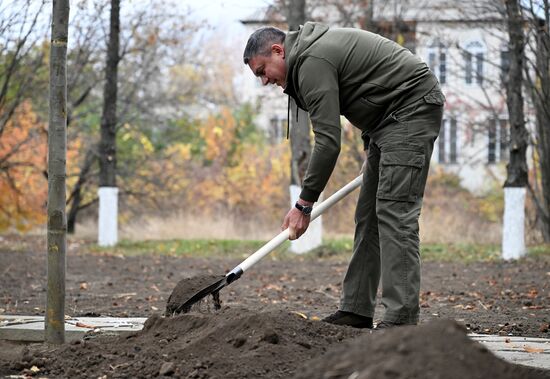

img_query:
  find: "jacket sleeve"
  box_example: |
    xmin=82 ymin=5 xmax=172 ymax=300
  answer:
xmin=297 ymin=56 xmax=341 ymax=202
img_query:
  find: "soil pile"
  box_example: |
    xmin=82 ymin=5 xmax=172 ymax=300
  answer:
xmin=10 ymin=307 xmax=363 ymax=378
xmin=294 ymin=319 xmax=550 ymax=379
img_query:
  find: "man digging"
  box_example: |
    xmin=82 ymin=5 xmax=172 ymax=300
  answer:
xmin=244 ymin=23 xmax=445 ymax=329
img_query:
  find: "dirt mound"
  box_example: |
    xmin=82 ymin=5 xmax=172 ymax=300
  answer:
xmin=11 ymin=307 xmax=363 ymax=378
xmin=293 ymin=319 xmax=550 ymax=379
xmin=7 ymin=309 xmax=550 ymax=378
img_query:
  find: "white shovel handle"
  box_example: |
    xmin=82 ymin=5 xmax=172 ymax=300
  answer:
xmin=229 ymin=174 xmax=363 ymax=278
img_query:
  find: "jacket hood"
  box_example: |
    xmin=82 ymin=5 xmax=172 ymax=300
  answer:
xmin=283 ymin=22 xmax=329 ymax=102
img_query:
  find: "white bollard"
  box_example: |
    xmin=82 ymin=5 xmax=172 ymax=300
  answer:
xmin=502 ymin=186 xmax=526 ymax=260
xmin=98 ymin=186 xmax=118 ymax=247
xmin=289 ymin=185 xmax=322 ymax=254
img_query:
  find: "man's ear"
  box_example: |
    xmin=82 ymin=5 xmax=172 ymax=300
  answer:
xmin=271 ymin=44 xmax=285 ymax=57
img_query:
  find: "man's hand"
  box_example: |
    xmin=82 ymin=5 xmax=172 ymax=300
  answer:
xmin=282 ymin=200 xmax=313 ymax=240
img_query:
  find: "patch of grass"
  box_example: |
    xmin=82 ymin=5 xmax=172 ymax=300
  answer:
xmin=309 ymin=240 xmax=550 ymax=263
xmin=90 ymin=238 xmax=291 ymax=259
xmin=88 ymin=238 xmax=550 ymax=264
xmin=307 ymin=240 xmax=502 ymax=263
xmin=527 ymin=244 xmax=550 ymax=257
xmin=308 ymin=238 xmax=355 ymax=258
xmin=420 ymin=243 xmax=501 ymax=263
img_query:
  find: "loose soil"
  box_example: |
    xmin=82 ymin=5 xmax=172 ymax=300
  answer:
xmin=165 ymin=275 xmax=225 ymax=315
xmin=1 ymin=235 xmax=549 ymax=378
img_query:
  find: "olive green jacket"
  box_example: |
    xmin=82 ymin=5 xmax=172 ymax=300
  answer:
xmin=283 ymin=22 xmax=438 ymax=202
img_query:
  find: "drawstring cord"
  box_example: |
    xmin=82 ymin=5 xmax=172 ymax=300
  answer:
xmin=287 ymin=96 xmax=290 ymax=140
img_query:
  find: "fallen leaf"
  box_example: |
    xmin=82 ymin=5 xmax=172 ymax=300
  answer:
xmin=527 ymin=289 xmax=539 ymax=299
xmin=291 ymin=311 xmax=308 ymax=319
xmin=150 ymin=284 xmax=160 ymax=292
xmin=523 ymin=346 xmax=544 ymax=353
xmin=151 ymin=306 xmax=159 ymax=311
xmin=30 ymin=366 xmax=40 ymax=373
xmin=75 ymin=322 xmax=95 ymax=329
xmin=79 ymin=282 xmax=88 ymax=290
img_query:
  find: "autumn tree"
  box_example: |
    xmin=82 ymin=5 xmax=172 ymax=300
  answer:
xmin=0 ymin=1 xmax=49 ymax=232
xmin=60 ymin=0 xmax=203 ymax=233
xmin=0 ymin=1 xmax=49 ymax=137
xmin=0 ymin=102 xmax=47 ymax=230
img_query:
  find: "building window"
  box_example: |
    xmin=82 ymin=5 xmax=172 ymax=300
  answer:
xmin=463 ymin=41 xmax=485 ymax=85
xmin=269 ymin=116 xmax=287 ymax=143
xmin=438 ymin=118 xmax=458 ymax=164
xmin=488 ymin=118 xmax=509 ymax=164
xmin=427 ymin=41 xmax=447 ymax=84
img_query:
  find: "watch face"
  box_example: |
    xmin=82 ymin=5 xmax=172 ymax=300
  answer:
xmin=296 ymin=202 xmax=312 ymax=215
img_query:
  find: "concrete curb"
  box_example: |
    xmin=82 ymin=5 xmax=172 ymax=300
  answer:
xmin=470 ymin=333 xmax=550 ymax=370
xmin=0 ymin=315 xmax=146 ymax=342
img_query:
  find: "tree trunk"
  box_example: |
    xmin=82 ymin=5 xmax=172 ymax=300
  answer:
xmin=502 ymin=0 xmax=528 ymax=259
xmin=287 ymin=0 xmax=311 ymax=187
xmin=98 ymin=0 xmax=120 ymax=246
xmin=46 ymin=0 xmax=69 ymax=344
xmin=67 ymin=149 xmax=95 ymax=234
xmin=504 ymin=0 xmax=528 ymax=188
xmin=533 ymin=8 xmax=550 ymax=241
xmin=99 ymin=0 xmax=119 ymax=187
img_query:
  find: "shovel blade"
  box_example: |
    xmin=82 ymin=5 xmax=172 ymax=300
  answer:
xmin=165 ymin=275 xmax=227 ymax=315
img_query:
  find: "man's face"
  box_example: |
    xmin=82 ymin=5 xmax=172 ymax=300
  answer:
xmin=248 ymin=43 xmax=287 ymax=89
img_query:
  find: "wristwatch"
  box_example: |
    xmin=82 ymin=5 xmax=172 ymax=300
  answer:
xmin=295 ymin=202 xmax=313 ymax=216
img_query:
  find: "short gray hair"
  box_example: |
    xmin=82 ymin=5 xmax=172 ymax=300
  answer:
xmin=243 ymin=26 xmax=286 ymax=65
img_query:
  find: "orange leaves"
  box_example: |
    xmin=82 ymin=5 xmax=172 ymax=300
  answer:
xmin=0 ymin=101 xmax=47 ymax=231
xmin=171 ymin=107 xmax=290 ymax=220
xmin=200 ymin=108 xmax=238 ymax=163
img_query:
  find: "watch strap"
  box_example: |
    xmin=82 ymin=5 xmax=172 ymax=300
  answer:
xmin=295 ymin=202 xmax=313 ymax=216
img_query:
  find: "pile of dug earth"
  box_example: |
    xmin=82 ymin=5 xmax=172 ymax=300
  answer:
xmin=7 ymin=307 xmax=550 ymax=378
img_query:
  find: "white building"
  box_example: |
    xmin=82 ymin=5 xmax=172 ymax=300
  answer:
xmin=240 ymin=0 xmax=534 ymax=194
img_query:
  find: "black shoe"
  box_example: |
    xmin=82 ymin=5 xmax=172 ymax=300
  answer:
xmin=322 ymin=310 xmax=373 ymax=329
xmin=375 ymin=321 xmax=413 ymax=330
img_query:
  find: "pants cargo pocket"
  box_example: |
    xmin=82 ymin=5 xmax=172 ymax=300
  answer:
xmin=377 ymin=149 xmax=425 ymax=202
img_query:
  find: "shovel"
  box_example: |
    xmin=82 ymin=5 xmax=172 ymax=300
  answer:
xmin=166 ymin=174 xmax=363 ymax=315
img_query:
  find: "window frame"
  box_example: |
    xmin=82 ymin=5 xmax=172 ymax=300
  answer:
xmin=463 ymin=40 xmax=486 ymax=86
xmin=427 ymin=40 xmax=448 ymax=85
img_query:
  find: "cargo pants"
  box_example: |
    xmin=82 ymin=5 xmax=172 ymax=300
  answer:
xmin=340 ymin=85 xmax=445 ymax=324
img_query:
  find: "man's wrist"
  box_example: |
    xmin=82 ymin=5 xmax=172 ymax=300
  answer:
xmin=297 ymin=198 xmax=314 ymax=206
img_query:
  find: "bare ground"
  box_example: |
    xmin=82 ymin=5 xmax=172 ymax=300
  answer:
xmin=1 ymin=235 xmax=549 ymax=378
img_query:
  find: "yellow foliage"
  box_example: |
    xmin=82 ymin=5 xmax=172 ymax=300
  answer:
xmin=167 ymin=143 xmax=192 ymax=161
xmin=151 ymin=107 xmax=290 ymax=223
xmin=0 ymin=101 xmax=48 ymax=231
xmin=200 ymin=108 xmax=238 ymax=162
